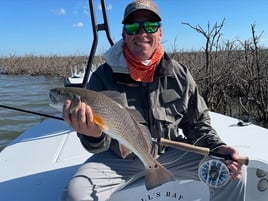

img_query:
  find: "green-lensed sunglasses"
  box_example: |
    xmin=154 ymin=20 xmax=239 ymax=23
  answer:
xmin=124 ymin=21 xmax=161 ymax=35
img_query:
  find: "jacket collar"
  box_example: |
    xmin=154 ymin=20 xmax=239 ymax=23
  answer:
xmin=104 ymin=39 xmax=129 ymax=74
xmin=154 ymin=53 xmax=174 ymax=77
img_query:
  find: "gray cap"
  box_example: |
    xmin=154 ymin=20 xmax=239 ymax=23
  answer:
xmin=122 ymin=0 xmax=161 ymax=24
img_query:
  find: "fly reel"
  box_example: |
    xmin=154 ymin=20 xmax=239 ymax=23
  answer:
xmin=198 ymin=157 xmax=229 ymax=188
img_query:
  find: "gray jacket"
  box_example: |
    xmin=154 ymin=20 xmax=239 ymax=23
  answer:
xmin=78 ymin=40 xmax=226 ymax=157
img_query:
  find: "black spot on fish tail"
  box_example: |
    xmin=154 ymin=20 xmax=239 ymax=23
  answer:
xmin=145 ymin=160 xmax=175 ymax=190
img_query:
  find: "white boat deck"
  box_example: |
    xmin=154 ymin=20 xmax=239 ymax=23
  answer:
xmin=1 ymin=112 xmax=268 ymax=201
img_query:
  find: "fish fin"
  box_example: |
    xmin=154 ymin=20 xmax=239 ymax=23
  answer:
xmin=119 ymin=144 xmax=132 ymax=159
xmin=92 ymin=112 xmax=108 ymax=130
xmin=145 ymin=160 xmax=175 ymax=190
xmin=138 ymin=124 xmax=153 ymax=148
xmin=126 ymin=108 xmax=146 ymax=124
xmin=101 ymin=90 xmax=147 ymax=124
xmin=100 ymin=90 xmax=128 ymax=107
xmin=127 ymin=113 xmax=153 ymax=153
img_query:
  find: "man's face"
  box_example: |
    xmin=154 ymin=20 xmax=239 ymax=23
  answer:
xmin=122 ymin=10 xmax=162 ymax=60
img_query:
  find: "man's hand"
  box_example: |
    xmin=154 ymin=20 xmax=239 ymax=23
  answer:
xmin=215 ymin=145 xmax=243 ymax=180
xmin=62 ymin=100 xmax=102 ymax=138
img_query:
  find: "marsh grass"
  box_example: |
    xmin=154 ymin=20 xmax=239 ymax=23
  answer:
xmin=1 ymin=21 xmax=267 ymax=127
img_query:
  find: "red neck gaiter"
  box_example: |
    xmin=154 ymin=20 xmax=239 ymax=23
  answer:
xmin=124 ymin=44 xmax=164 ymax=82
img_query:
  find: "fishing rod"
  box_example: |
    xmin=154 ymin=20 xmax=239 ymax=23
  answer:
xmin=0 ymin=104 xmax=249 ymax=164
xmin=0 ymin=104 xmax=64 ymax=121
xmin=159 ymin=138 xmax=250 ymax=188
xmin=159 ymin=138 xmax=249 ymax=165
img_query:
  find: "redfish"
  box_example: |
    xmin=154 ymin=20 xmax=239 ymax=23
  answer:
xmin=49 ymin=87 xmax=175 ymax=190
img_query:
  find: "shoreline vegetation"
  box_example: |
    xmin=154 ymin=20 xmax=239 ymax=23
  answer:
xmin=1 ymin=21 xmax=268 ymax=128
xmin=1 ymin=48 xmax=267 ymax=129
xmin=0 ymin=55 xmax=103 ymax=78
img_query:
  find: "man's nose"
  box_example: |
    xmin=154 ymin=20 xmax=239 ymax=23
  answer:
xmin=138 ymin=25 xmax=146 ymax=35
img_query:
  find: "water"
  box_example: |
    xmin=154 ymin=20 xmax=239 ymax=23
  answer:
xmin=0 ymin=74 xmax=64 ymax=151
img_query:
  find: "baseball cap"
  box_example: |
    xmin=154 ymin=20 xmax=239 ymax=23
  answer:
xmin=122 ymin=0 xmax=161 ymax=24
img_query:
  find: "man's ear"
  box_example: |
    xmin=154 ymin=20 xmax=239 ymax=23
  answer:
xmin=159 ymin=27 xmax=163 ymax=40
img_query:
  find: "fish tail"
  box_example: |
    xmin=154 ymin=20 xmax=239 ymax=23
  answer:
xmin=145 ymin=160 xmax=175 ymax=190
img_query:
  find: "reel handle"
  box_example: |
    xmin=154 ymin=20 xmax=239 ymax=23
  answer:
xmin=211 ymin=151 xmax=249 ymax=165
xmin=237 ymin=156 xmax=249 ymax=165
xmin=159 ymin=138 xmax=249 ymax=165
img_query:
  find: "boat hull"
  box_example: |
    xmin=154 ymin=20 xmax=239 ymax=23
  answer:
xmin=1 ymin=112 xmax=268 ymax=201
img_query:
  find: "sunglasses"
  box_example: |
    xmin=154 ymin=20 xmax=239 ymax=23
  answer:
xmin=124 ymin=21 xmax=161 ymax=35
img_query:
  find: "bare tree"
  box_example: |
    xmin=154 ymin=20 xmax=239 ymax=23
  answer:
xmin=182 ymin=19 xmax=225 ymax=109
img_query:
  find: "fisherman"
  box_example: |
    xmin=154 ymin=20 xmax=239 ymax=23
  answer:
xmin=61 ymin=0 xmax=246 ymax=200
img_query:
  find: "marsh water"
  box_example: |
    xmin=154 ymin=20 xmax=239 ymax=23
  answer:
xmin=0 ymin=74 xmax=63 ymax=151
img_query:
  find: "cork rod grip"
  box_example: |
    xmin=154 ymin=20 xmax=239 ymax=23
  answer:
xmin=160 ymin=138 xmax=210 ymax=156
xmin=159 ymin=138 xmax=249 ymax=165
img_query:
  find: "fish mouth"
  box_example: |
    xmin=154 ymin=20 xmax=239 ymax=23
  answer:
xmin=49 ymin=92 xmax=58 ymax=104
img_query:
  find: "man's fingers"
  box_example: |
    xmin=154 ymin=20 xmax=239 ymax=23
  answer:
xmin=61 ymin=101 xmax=101 ymax=137
xmin=226 ymin=160 xmax=243 ymax=180
xmin=77 ymin=103 xmax=87 ymax=129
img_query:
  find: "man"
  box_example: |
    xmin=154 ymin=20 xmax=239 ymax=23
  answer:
xmin=62 ymin=0 xmax=246 ymax=200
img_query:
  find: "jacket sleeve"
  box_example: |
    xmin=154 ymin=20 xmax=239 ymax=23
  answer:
xmin=178 ymin=65 xmax=226 ymax=150
xmin=181 ymin=90 xmax=226 ymax=150
xmin=78 ymin=133 xmax=111 ymax=153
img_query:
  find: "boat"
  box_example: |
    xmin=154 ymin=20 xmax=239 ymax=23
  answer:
xmin=64 ymin=65 xmax=86 ymax=87
xmin=64 ymin=64 xmax=94 ymax=87
xmin=1 ymin=112 xmax=268 ymax=201
xmin=1 ymin=1 xmax=268 ymax=200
